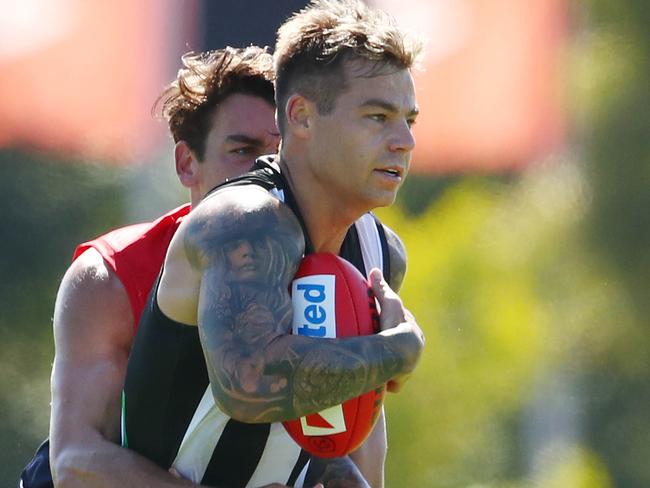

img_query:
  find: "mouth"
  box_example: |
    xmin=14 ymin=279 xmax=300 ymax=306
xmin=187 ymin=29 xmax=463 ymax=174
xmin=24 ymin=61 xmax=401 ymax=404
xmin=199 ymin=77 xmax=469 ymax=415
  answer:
xmin=374 ymin=166 xmax=404 ymax=180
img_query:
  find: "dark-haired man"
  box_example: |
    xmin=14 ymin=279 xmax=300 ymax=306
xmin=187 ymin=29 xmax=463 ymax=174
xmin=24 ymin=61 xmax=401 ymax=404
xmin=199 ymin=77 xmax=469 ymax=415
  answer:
xmin=21 ymin=47 xmax=283 ymax=488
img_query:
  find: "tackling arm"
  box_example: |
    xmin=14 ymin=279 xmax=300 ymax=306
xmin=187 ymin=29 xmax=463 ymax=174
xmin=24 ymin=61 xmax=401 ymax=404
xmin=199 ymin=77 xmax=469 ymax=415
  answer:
xmin=49 ymin=249 xmax=203 ymax=487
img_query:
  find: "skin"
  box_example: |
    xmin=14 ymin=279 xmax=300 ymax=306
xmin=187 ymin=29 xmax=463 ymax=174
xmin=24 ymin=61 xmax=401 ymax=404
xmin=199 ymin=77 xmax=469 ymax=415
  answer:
xmin=49 ymin=93 xmax=288 ymax=488
xmin=48 ymin=89 xmax=392 ymax=487
xmin=282 ymin=60 xmax=418 ymax=234
xmin=157 ymin=60 xmax=424 ymax=485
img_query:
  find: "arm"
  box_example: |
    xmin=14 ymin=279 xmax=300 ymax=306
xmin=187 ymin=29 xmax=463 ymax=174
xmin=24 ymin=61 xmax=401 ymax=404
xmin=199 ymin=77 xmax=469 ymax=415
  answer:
xmin=49 ymin=249 xmax=202 ymax=487
xmin=348 ymin=408 xmax=386 ymax=488
xmin=185 ymin=187 xmax=424 ymax=423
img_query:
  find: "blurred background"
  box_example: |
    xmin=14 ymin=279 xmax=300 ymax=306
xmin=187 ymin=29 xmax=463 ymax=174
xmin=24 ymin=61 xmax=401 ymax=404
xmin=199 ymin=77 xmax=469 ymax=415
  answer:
xmin=1 ymin=0 xmax=648 ymax=486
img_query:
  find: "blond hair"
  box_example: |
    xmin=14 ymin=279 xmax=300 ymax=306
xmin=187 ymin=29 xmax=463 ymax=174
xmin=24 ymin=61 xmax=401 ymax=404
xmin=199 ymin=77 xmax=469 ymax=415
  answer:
xmin=274 ymin=0 xmax=421 ymax=132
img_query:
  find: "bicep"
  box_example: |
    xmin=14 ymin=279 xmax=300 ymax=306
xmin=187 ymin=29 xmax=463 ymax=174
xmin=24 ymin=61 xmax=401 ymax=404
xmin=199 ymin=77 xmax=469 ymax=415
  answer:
xmin=186 ymin=188 xmax=306 ymax=420
xmin=50 ymin=249 xmax=134 ymax=451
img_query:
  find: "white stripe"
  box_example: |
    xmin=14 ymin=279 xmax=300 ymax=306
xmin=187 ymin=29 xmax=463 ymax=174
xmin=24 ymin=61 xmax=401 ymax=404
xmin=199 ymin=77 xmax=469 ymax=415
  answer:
xmin=246 ymin=423 xmax=302 ymax=487
xmin=354 ymin=213 xmax=383 ymax=277
xmin=171 ymin=387 xmax=228 ymax=483
xmin=294 ymin=460 xmax=310 ymax=488
xmin=270 ymin=188 xmax=285 ymax=202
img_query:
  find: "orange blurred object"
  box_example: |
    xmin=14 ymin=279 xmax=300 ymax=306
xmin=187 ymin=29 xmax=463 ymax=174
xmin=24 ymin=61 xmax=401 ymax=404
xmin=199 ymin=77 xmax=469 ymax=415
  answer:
xmin=375 ymin=0 xmax=568 ymax=173
xmin=0 ymin=0 xmax=196 ymax=163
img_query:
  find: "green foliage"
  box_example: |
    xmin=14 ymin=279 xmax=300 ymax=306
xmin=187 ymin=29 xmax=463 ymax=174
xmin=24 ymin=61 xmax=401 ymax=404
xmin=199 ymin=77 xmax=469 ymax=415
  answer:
xmin=0 ymin=150 xmax=128 ymax=485
xmin=377 ymin=160 xmax=645 ymax=487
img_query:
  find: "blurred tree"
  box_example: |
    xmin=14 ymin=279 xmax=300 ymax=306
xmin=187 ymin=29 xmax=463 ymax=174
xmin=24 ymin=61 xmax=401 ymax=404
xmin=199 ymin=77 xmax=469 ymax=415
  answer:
xmin=0 ymin=150 xmax=127 ymax=485
xmin=575 ymin=0 xmax=650 ymax=486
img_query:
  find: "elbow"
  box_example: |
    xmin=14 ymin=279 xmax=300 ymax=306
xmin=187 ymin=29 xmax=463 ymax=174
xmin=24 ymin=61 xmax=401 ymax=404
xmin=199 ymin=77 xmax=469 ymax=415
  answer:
xmin=50 ymin=446 xmax=92 ymax=488
xmin=209 ymin=376 xmax=290 ymax=424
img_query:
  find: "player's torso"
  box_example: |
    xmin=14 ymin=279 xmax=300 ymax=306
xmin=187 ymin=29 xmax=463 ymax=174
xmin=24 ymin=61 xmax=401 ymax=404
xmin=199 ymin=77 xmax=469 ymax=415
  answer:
xmin=122 ymin=158 xmax=388 ymax=487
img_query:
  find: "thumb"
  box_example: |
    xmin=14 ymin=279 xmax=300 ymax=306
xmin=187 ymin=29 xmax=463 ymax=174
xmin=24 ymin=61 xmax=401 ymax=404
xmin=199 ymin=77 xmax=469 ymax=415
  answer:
xmin=369 ymin=268 xmax=405 ymax=331
xmin=369 ymin=267 xmax=387 ymax=298
xmin=369 ymin=267 xmax=398 ymax=307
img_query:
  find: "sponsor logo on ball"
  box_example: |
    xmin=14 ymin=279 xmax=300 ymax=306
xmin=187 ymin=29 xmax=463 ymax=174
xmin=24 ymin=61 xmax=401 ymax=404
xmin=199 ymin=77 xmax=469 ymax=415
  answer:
xmin=292 ymin=275 xmax=337 ymax=339
xmin=292 ymin=274 xmax=346 ymax=436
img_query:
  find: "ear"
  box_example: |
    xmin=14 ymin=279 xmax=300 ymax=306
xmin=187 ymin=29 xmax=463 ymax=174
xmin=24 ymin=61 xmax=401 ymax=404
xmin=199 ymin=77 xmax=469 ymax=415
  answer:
xmin=174 ymin=141 xmax=200 ymax=188
xmin=285 ymin=94 xmax=313 ymax=139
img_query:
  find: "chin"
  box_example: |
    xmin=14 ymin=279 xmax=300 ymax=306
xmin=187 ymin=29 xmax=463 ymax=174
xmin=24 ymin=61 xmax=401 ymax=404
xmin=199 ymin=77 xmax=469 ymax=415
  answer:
xmin=367 ymin=192 xmax=398 ymax=210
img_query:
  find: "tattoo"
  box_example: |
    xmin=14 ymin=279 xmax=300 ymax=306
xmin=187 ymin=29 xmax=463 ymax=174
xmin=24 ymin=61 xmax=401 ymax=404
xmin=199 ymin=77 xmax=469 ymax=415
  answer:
xmin=292 ymin=347 xmax=369 ymax=412
xmin=305 ymin=456 xmax=370 ymax=488
xmin=185 ymin=187 xmax=410 ymax=423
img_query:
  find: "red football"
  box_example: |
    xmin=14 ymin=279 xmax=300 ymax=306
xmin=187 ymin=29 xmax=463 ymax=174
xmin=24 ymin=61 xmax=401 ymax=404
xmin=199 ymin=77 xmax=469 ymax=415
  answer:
xmin=283 ymin=253 xmax=385 ymax=458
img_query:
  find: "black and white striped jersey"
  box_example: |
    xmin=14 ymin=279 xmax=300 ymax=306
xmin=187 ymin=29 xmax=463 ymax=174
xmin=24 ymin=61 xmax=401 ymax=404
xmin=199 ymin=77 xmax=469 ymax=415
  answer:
xmin=122 ymin=157 xmax=391 ymax=487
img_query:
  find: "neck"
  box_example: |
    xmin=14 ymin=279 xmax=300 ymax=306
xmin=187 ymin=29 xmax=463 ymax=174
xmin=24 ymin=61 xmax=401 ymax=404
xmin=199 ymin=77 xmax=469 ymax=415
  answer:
xmin=279 ymin=156 xmax=366 ymax=254
xmin=190 ymin=189 xmax=201 ymax=209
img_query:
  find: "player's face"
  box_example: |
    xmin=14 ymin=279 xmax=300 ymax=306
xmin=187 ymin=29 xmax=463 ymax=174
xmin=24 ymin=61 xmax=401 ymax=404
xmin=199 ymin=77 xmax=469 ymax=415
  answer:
xmin=308 ymin=61 xmax=418 ymax=211
xmin=198 ymin=93 xmax=280 ymax=197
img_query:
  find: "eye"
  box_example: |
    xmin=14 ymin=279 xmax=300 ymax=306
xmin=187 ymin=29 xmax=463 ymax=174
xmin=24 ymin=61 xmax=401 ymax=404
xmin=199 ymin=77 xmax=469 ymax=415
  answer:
xmin=367 ymin=113 xmax=387 ymax=123
xmin=406 ymin=117 xmax=417 ymax=128
xmin=230 ymin=146 xmax=254 ymax=156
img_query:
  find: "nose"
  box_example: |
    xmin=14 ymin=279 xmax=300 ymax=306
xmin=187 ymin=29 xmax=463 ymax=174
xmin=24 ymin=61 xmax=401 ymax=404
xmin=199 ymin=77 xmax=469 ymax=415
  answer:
xmin=388 ymin=120 xmax=416 ymax=153
xmin=238 ymin=241 xmax=254 ymax=257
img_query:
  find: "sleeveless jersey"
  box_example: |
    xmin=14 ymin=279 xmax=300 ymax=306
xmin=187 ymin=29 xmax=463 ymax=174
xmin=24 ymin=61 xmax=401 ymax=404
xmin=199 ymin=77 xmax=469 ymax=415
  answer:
xmin=73 ymin=203 xmax=191 ymax=328
xmin=122 ymin=157 xmax=391 ymax=488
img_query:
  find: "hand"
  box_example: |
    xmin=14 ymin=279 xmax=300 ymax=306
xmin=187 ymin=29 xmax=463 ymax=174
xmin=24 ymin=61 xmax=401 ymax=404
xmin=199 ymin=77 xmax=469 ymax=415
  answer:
xmin=369 ymin=268 xmax=425 ymax=392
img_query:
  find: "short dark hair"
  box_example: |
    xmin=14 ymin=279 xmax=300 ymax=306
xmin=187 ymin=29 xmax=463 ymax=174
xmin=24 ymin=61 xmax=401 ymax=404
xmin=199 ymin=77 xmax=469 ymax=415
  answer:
xmin=156 ymin=46 xmax=275 ymax=160
xmin=274 ymin=0 xmax=421 ymax=134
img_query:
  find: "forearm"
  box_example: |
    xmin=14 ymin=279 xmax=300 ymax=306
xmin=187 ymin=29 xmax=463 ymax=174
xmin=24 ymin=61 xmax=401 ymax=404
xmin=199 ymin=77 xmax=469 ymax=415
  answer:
xmin=206 ymin=327 xmax=419 ymax=423
xmin=51 ymin=435 xmax=201 ymax=488
xmin=304 ymin=456 xmax=370 ymax=488
xmin=348 ymin=408 xmax=386 ymax=488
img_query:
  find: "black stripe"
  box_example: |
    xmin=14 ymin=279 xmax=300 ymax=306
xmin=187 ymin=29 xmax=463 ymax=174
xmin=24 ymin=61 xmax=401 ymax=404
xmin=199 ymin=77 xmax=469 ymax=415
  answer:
xmin=201 ymin=420 xmax=271 ymax=487
xmin=374 ymin=217 xmax=391 ymax=286
xmin=123 ymin=276 xmax=210 ymax=468
xmin=286 ymin=449 xmax=311 ymax=487
xmin=339 ymin=224 xmax=366 ymax=277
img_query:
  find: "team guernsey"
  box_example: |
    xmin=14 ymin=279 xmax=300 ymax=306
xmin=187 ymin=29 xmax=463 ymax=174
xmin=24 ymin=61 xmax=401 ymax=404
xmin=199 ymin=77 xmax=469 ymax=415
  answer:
xmin=73 ymin=203 xmax=191 ymax=328
xmin=122 ymin=157 xmax=391 ymax=488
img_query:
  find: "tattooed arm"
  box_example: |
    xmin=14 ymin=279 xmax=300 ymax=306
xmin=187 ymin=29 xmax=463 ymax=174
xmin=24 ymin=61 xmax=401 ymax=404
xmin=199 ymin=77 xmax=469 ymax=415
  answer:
xmin=185 ymin=186 xmax=424 ymax=423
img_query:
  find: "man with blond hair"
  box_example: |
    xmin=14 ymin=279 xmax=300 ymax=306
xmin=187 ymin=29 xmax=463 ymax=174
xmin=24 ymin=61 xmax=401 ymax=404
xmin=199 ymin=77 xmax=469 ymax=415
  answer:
xmin=122 ymin=1 xmax=424 ymax=486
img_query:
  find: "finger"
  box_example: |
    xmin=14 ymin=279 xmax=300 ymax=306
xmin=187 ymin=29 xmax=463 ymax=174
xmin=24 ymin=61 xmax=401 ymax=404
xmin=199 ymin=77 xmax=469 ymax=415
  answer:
xmin=369 ymin=268 xmax=401 ymax=307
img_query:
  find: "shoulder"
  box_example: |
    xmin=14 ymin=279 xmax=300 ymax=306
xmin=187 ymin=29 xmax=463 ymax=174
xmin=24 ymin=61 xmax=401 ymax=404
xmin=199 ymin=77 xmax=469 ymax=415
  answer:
xmin=381 ymin=223 xmax=407 ymax=292
xmin=55 ymin=248 xmax=133 ymax=352
xmin=67 ymin=247 xmax=128 ymax=297
xmin=182 ymin=186 xmax=305 ymax=270
xmin=72 ymin=204 xmax=190 ymax=264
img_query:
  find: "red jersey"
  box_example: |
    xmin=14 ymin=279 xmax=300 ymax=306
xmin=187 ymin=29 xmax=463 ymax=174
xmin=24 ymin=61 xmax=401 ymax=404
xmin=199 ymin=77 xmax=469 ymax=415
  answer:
xmin=72 ymin=204 xmax=191 ymax=330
